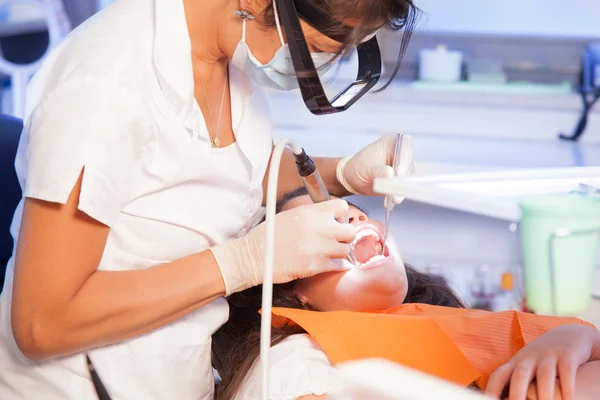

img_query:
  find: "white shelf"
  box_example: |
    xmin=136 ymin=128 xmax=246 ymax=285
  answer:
xmin=373 ymin=167 xmax=600 ymax=221
xmin=267 ymin=83 xmax=600 ymax=145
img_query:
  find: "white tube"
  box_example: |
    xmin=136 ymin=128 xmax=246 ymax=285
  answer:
xmin=288 ymin=141 xmax=303 ymax=155
xmin=260 ymin=137 xmax=300 ymax=400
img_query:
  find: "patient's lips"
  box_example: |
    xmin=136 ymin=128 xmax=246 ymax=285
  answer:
xmin=351 ymin=225 xmax=387 ymax=264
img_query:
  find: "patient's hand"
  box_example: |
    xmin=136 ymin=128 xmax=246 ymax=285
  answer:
xmin=486 ymin=325 xmax=600 ymax=400
xmin=524 ymin=361 xmax=600 ymax=400
xmin=525 ymin=379 xmax=562 ymax=400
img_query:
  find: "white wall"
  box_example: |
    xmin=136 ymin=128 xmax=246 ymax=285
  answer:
xmin=266 ymin=85 xmax=600 ymax=146
xmin=416 ymin=0 xmax=600 ymax=38
xmin=96 ymin=0 xmax=600 ymax=38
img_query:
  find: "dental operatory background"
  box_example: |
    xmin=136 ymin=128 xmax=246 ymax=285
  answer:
xmin=0 ymin=0 xmax=599 ymax=325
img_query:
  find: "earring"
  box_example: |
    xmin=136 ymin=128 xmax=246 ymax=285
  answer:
xmin=234 ymin=9 xmax=255 ymax=20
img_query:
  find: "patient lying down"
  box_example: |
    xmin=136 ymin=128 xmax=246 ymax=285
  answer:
xmin=212 ymin=188 xmax=600 ymax=400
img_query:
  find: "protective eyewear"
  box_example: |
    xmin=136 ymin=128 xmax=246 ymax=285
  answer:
xmin=275 ymin=0 xmax=382 ymax=115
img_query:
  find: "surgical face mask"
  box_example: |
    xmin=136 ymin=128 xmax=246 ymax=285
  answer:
xmin=231 ymin=1 xmax=337 ymax=91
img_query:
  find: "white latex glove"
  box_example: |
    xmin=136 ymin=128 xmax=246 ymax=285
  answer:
xmin=336 ymin=134 xmax=414 ymax=204
xmin=210 ymin=199 xmax=357 ymax=295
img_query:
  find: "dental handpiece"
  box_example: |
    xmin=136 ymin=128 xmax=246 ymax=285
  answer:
xmin=293 ymin=149 xmax=359 ymax=266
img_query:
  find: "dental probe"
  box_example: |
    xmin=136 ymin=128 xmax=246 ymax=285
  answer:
xmin=381 ymin=134 xmax=404 ymax=255
xmin=293 ymin=148 xmax=360 ymax=266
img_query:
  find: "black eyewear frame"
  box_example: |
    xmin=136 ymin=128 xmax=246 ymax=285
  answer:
xmin=276 ymin=0 xmax=382 ymax=115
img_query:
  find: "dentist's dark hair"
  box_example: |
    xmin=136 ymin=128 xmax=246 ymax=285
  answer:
xmin=260 ymin=0 xmax=420 ymax=91
xmin=211 ymin=187 xmax=464 ymax=400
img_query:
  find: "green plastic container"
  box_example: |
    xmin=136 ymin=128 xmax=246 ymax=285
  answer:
xmin=519 ymin=194 xmax=600 ymax=316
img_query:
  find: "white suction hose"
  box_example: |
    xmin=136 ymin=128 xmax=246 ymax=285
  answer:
xmin=260 ymin=137 xmax=302 ymax=400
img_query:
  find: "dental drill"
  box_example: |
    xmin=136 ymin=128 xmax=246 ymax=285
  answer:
xmin=293 ymin=148 xmax=359 ymax=265
xmin=293 ymin=148 xmax=331 ymax=203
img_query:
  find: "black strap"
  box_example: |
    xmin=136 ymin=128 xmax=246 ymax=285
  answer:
xmin=559 ymin=91 xmax=600 ymax=141
xmin=86 ymin=354 xmax=112 ymax=400
xmin=293 ymin=0 xmax=353 ymax=42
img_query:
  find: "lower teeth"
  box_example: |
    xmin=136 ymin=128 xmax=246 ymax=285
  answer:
xmin=357 ymin=254 xmax=386 ymax=266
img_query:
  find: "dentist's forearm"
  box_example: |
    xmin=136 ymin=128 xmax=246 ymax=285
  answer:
xmin=13 ymin=249 xmax=225 ymax=361
xmin=57 ymin=250 xmax=225 ymax=353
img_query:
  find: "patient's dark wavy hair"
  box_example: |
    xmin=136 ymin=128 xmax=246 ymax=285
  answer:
xmin=212 ymin=187 xmax=465 ymax=399
xmin=260 ymin=0 xmax=420 ymax=91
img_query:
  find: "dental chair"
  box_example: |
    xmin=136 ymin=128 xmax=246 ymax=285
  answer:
xmin=0 ymin=114 xmax=22 ymax=293
xmin=0 ymin=0 xmax=69 ymax=118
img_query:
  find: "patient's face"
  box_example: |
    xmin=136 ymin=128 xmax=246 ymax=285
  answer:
xmin=281 ymin=194 xmax=408 ymax=312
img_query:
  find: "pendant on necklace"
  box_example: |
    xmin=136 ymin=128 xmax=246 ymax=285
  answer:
xmin=210 ymin=136 xmax=220 ymax=148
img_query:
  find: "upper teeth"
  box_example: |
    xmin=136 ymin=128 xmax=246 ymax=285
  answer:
xmin=351 ymin=228 xmax=380 ymax=247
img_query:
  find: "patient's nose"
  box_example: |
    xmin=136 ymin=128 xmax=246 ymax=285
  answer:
xmin=348 ymin=207 xmax=368 ymax=226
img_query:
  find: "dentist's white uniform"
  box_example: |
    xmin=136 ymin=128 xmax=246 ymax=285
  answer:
xmin=0 ymin=0 xmax=272 ymax=398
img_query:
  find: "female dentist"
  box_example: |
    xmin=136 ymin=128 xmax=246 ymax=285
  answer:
xmin=0 ymin=0 xmax=417 ymax=398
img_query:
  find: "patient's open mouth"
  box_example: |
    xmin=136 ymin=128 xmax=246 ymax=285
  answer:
xmin=350 ymin=225 xmax=387 ymax=265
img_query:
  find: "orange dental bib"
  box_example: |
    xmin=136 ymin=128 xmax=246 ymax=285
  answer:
xmin=271 ymin=304 xmax=593 ymax=389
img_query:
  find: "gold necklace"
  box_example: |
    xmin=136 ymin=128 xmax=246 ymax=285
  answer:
xmin=191 ymin=53 xmax=228 ymax=148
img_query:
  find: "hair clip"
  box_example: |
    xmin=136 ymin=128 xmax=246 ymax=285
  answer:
xmin=234 ymin=9 xmax=255 ymax=21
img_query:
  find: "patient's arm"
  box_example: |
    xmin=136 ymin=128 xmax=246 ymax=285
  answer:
xmin=525 ymin=361 xmax=600 ymax=400
xmin=488 ymin=325 xmax=600 ymax=400
xmin=298 ymin=395 xmax=327 ymax=400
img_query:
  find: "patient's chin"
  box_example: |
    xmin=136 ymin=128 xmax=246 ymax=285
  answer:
xmin=368 ymin=276 xmax=408 ymax=304
xmin=332 ymin=274 xmax=408 ymax=312
xmin=294 ymin=258 xmax=408 ymax=312
xmin=343 ymin=288 xmax=408 ymax=312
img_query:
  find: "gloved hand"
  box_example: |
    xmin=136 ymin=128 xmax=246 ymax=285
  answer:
xmin=210 ymin=199 xmax=357 ymax=295
xmin=336 ymin=134 xmax=414 ymax=204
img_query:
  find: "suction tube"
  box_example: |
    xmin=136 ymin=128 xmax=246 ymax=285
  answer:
xmin=293 ymin=148 xmax=359 ymax=265
xmin=261 ymin=141 xmax=334 ymax=400
xmin=261 ymin=140 xmax=359 ymax=400
xmin=260 ymin=138 xmax=297 ymax=400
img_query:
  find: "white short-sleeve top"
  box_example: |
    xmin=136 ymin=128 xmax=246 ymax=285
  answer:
xmin=0 ymin=0 xmax=273 ymax=399
xmin=235 ymin=334 xmax=338 ymax=400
